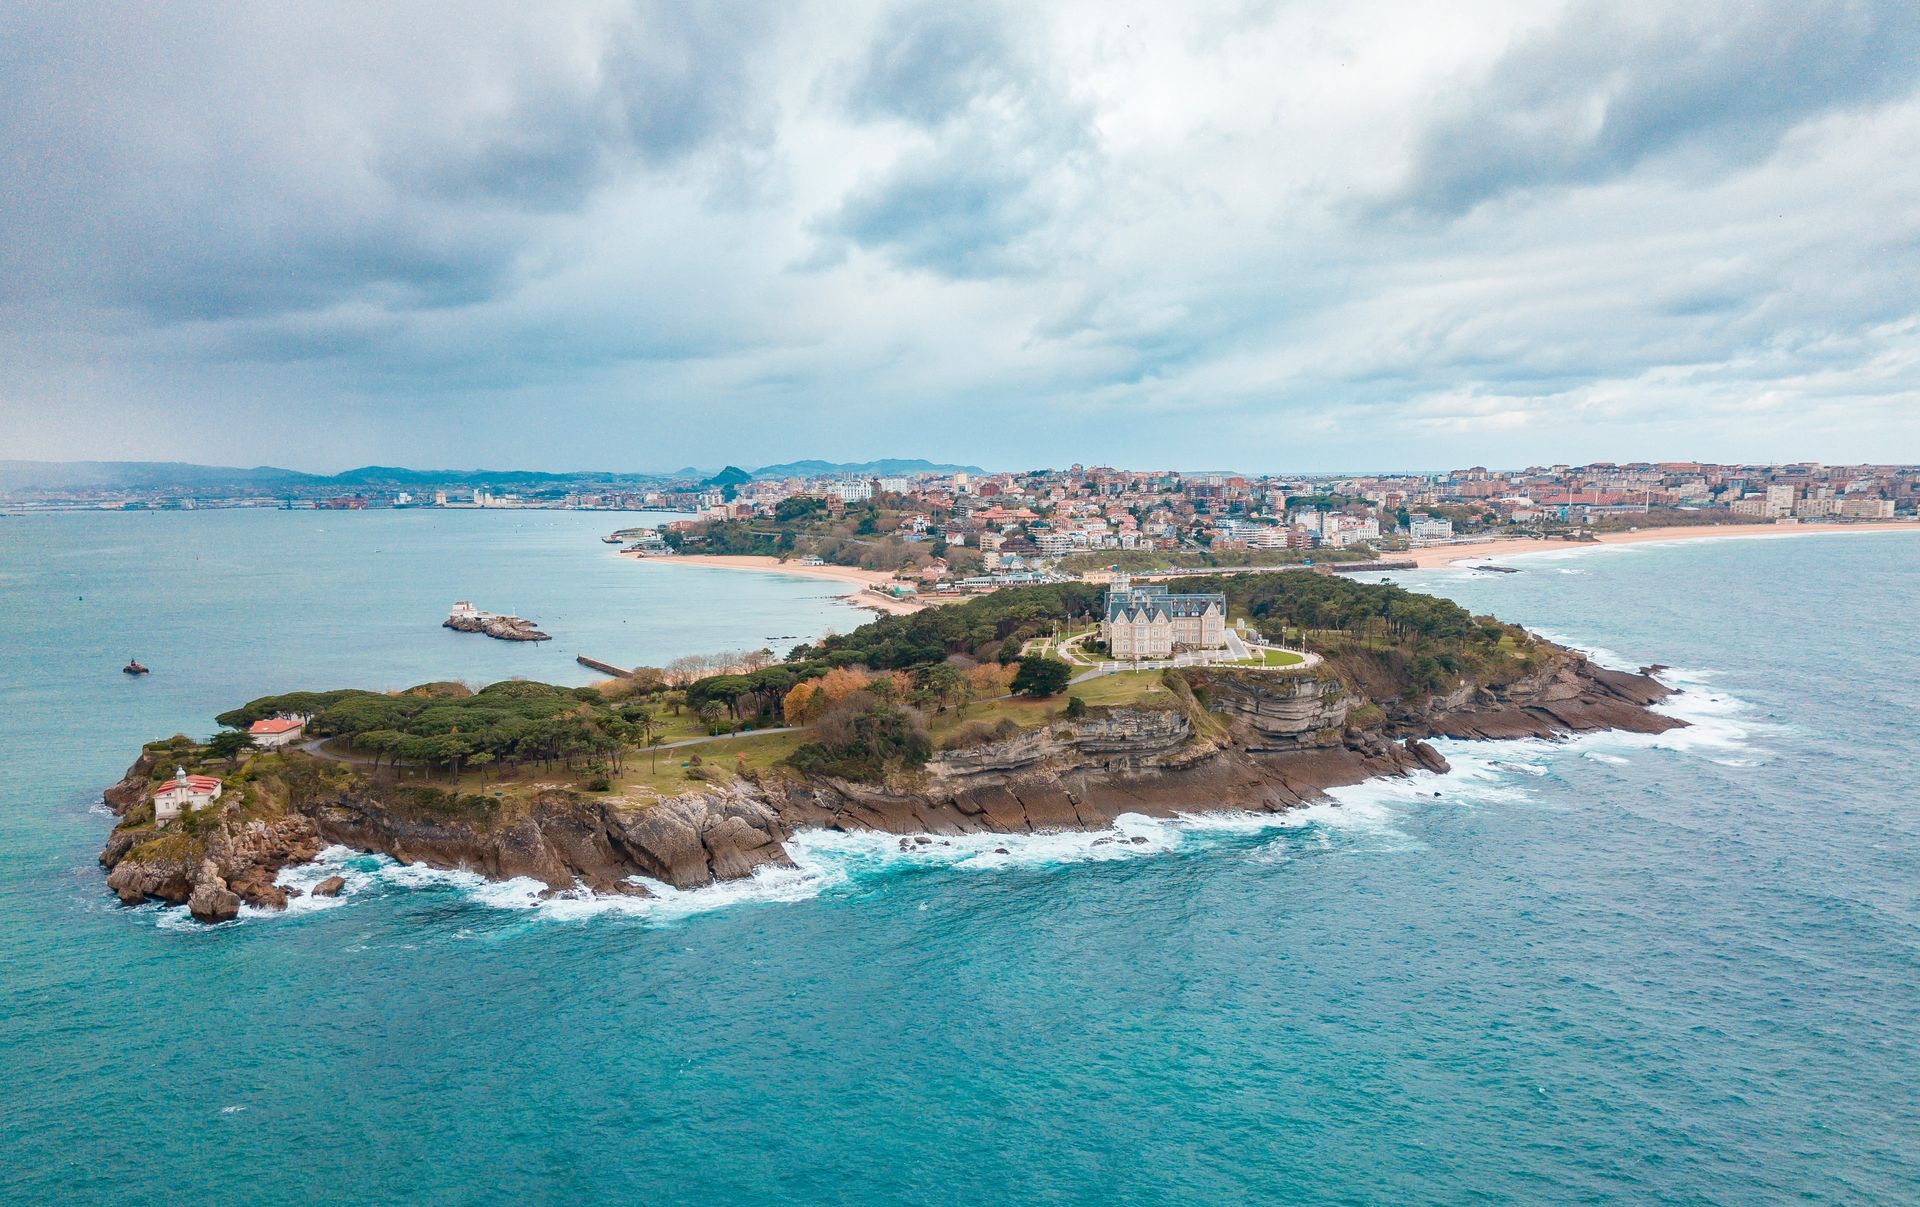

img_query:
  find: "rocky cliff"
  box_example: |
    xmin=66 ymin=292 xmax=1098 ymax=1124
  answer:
xmin=97 ymin=653 xmax=1679 ymax=922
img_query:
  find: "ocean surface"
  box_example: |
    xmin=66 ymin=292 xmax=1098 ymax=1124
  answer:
xmin=3 ymin=517 xmax=1918 ymax=1203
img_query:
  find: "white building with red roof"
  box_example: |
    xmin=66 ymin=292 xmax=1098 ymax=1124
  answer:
xmin=248 ymin=715 xmax=307 ymax=748
xmin=153 ymin=768 xmax=222 ymax=825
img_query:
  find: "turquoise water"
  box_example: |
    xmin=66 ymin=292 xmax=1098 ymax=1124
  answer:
xmin=3 ymin=519 xmax=1919 ymax=1202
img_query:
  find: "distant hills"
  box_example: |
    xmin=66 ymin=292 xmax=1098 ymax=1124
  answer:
xmin=0 ymin=460 xmax=665 ymax=493
xmin=0 ymin=460 xmax=320 ymax=491
xmin=0 ymin=457 xmax=989 ymax=494
xmin=748 ymin=458 xmax=985 ymax=479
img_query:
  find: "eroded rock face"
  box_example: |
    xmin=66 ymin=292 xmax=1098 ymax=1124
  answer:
xmin=303 ymin=781 xmax=793 ymax=895
xmin=1183 ymin=671 xmax=1350 ymax=751
xmin=101 ymin=797 xmax=324 ymax=913
xmin=187 ymin=862 xmax=240 ymax=923
xmin=927 ymin=707 xmax=1195 ymax=779
xmin=1394 ymin=654 xmax=1681 ymax=741
xmin=100 ymin=750 xmax=160 ymax=816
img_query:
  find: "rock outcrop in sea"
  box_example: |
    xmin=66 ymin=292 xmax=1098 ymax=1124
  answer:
xmin=443 ymin=608 xmax=550 ymax=641
xmin=97 ymin=648 xmax=1681 ymax=921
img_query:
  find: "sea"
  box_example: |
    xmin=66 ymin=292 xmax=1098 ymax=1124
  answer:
xmin=2 ymin=512 xmax=1917 ymax=1203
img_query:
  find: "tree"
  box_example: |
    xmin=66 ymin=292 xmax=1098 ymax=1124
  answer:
xmin=912 ymin=662 xmax=969 ymax=712
xmin=1064 ymin=695 xmax=1088 ymax=719
xmin=205 ymin=729 xmax=255 ymax=761
xmin=468 ymin=751 xmax=495 ymax=785
xmin=1011 ymin=655 xmax=1072 ymax=698
xmin=782 ymin=681 xmax=818 ymax=726
xmin=966 ymin=663 xmax=1016 ymax=700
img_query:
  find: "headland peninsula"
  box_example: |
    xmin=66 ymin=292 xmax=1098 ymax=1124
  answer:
xmin=98 ymin=572 xmax=1681 ymax=921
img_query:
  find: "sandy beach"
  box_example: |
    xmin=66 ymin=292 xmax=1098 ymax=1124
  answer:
xmin=622 ymin=551 xmax=929 ymax=615
xmin=1407 ymin=521 xmax=1919 ymax=568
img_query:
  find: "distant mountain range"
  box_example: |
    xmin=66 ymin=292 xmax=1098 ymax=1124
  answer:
xmin=747 ymin=458 xmax=985 ymax=479
xmin=0 ymin=457 xmax=988 ymax=494
xmin=0 ymin=460 xmax=676 ymax=493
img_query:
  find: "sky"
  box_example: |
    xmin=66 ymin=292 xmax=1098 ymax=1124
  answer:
xmin=2 ymin=0 xmax=1918 ymax=474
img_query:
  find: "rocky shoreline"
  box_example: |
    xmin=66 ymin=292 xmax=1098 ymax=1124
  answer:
xmin=97 ymin=649 xmax=1681 ymax=922
xmin=443 ymin=611 xmax=550 ymax=641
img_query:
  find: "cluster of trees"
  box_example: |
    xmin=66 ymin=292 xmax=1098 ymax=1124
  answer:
xmin=218 ymin=680 xmax=664 ymax=782
xmin=1163 ymin=572 xmax=1535 ymax=693
xmin=786 ymin=696 xmax=933 ymax=782
xmin=662 ymin=506 xmax=956 ymax=574
xmin=662 ymin=648 xmax=777 ymax=686
xmin=776 ymin=663 xmax=1018 ymax=727
xmin=792 ymin=581 xmax=1106 ymax=670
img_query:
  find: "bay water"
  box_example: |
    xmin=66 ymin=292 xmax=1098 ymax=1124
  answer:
xmin=2 ymin=515 xmax=1917 ymax=1202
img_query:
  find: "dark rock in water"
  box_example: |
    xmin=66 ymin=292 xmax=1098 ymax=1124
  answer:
xmin=913 ymin=836 xmax=932 ymax=845
xmin=311 ymin=875 xmax=347 ymax=898
xmin=1404 ymin=738 xmax=1450 ymax=775
xmin=443 ymin=608 xmax=550 ymax=642
xmin=994 ymin=848 xmax=1009 ymax=855
xmin=187 ymin=864 xmax=241 ymax=923
xmin=1129 ymin=836 xmax=1148 ymax=845
xmin=227 ymin=866 xmax=288 ymax=911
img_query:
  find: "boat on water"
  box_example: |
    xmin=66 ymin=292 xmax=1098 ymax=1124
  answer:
xmin=601 ymin=534 xmax=624 ymax=544
xmin=122 ymin=660 xmax=149 ymax=676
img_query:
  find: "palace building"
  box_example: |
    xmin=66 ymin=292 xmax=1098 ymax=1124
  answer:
xmin=1101 ymin=576 xmax=1228 ymax=658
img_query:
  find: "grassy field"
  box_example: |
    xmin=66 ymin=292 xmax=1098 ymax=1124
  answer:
xmin=1068 ymin=670 xmax=1174 ymax=706
xmin=614 ymin=729 xmax=809 ymax=797
xmin=1224 ymin=647 xmax=1306 ymax=668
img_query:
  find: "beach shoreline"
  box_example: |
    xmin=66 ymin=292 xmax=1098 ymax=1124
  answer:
xmin=1405 ymin=520 xmax=1919 ymax=568
xmin=621 ymin=551 xmax=929 ymax=615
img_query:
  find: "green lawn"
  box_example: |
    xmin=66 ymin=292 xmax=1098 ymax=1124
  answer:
xmin=1068 ymin=670 xmax=1172 ymax=707
xmin=615 ymin=729 xmax=809 ymax=797
xmin=1224 ymin=647 xmax=1306 ymax=668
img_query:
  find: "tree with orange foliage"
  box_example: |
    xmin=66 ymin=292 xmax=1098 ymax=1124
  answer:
xmin=966 ymin=663 xmax=1016 ymax=700
xmin=781 ymin=680 xmax=817 ymax=727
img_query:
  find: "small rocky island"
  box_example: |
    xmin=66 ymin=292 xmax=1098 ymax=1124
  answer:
xmin=98 ymin=573 xmax=1684 ymax=922
xmin=443 ymin=601 xmax=549 ymax=642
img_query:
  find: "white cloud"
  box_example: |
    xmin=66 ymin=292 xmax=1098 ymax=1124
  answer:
xmin=1 ymin=0 xmax=1916 ymax=470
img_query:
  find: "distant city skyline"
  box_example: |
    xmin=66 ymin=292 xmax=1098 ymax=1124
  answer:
xmin=4 ymin=2 xmax=1919 ymax=469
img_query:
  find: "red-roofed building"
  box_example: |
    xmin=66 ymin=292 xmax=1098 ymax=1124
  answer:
xmin=153 ymin=768 xmax=223 ymax=825
xmin=248 ymin=716 xmax=307 ymax=748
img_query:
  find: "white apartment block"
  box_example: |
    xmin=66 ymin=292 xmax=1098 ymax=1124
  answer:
xmin=1408 ymin=515 xmax=1454 ymax=546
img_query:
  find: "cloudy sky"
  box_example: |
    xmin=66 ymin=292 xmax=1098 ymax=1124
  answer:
xmin=3 ymin=0 xmax=1918 ymax=473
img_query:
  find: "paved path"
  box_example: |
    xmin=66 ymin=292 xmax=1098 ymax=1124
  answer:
xmin=653 ymin=726 xmax=799 ymax=750
xmin=1222 ymin=627 xmax=1252 ymax=661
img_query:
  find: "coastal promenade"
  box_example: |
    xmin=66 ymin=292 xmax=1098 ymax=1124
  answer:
xmin=1406 ymin=519 xmax=1919 ymax=568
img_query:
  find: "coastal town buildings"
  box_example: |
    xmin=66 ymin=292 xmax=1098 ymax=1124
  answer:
xmin=1408 ymin=515 xmax=1455 ymax=546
